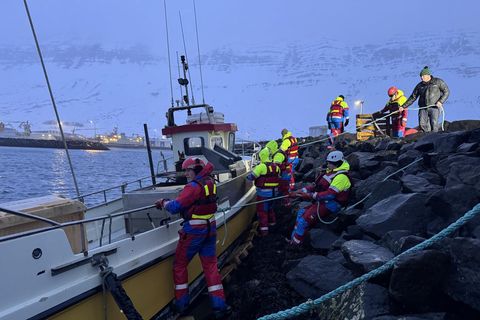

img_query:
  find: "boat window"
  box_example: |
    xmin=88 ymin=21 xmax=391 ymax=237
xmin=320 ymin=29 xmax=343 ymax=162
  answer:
xmin=228 ymin=133 xmax=235 ymax=152
xmin=184 ymin=137 xmax=204 ymax=155
xmin=210 ymin=136 xmax=223 ymax=148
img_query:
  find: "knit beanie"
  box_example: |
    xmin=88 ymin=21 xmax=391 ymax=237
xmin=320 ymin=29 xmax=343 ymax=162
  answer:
xmin=420 ymin=66 xmax=431 ymax=77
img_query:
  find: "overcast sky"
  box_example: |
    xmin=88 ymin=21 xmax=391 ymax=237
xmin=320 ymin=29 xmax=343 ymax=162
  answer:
xmin=2 ymin=0 xmax=478 ymax=50
xmin=1 ymin=0 xmax=479 ymax=139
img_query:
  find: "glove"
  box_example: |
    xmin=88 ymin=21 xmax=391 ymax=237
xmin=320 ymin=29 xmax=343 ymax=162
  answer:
xmin=344 ymin=119 xmax=349 ymax=127
xmin=246 ymin=173 xmax=255 ymax=181
xmin=155 ymin=199 xmax=167 ymax=209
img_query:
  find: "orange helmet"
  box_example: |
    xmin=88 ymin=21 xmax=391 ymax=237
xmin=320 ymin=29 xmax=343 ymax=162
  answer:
xmin=181 ymin=157 xmax=205 ymax=170
xmin=388 ymin=86 xmax=398 ymax=97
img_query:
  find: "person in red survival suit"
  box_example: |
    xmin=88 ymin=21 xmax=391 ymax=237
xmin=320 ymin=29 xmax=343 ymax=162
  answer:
xmin=287 ymin=151 xmax=352 ymax=245
xmin=155 ymin=157 xmax=231 ymax=318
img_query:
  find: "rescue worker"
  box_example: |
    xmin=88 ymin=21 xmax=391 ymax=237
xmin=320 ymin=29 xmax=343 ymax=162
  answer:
xmin=280 ymin=129 xmax=299 ymax=191
xmin=327 ymin=95 xmax=350 ymax=135
xmin=379 ymin=86 xmax=408 ymax=138
xmin=265 ymin=140 xmax=290 ymax=205
xmin=246 ymin=148 xmax=281 ymax=236
xmin=400 ymin=66 xmax=450 ymax=132
xmin=155 ymin=157 xmax=231 ymax=318
xmin=288 ymin=151 xmax=351 ymax=245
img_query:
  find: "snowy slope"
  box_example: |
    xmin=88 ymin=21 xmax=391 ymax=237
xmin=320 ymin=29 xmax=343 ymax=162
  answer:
xmin=0 ymin=32 xmax=479 ymax=140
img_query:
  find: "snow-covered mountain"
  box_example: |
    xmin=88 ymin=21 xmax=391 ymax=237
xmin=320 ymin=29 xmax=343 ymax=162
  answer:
xmin=1 ymin=32 xmax=479 ymax=140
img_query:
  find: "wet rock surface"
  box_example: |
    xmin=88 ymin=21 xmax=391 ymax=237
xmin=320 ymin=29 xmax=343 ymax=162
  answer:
xmin=227 ymin=124 xmax=480 ymax=320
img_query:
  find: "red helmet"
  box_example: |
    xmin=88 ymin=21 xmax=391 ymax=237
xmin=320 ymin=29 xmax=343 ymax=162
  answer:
xmin=181 ymin=157 xmax=205 ymax=170
xmin=387 ymin=86 xmax=398 ymax=97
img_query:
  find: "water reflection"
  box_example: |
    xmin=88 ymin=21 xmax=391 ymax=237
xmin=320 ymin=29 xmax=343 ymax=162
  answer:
xmin=0 ymin=147 xmax=173 ymax=204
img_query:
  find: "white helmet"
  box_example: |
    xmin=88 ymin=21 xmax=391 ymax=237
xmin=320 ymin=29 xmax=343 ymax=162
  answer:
xmin=326 ymin=150 xmax=344 ymax=162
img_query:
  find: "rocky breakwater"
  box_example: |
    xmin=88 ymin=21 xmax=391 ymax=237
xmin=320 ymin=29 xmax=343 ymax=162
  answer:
xmin=228 ymin=121 xmax=480 ymax=320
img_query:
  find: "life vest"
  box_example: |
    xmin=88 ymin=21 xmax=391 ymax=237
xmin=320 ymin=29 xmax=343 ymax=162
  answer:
xmin=329 ymin=100 xmax=344 ymax=120
xmin=315 ymin=170 xmax=351 ymax=207
xmin=255 ymin=162 xmax=281 ymax=189
xmin=286 ymin=136 xmax=298 ymax=160
xmin=186 ymin=177 xmax=218 ymax=220
xmin=384 ymin=101 xmax=408 ymax=128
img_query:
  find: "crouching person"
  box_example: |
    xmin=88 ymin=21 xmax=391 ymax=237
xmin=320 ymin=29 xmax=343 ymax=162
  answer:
xmin=247 ymin=148 xmax=281 ymax=236
xmin=288 ymin=151 xmax=351 ymax=245
xmin=155 ymin=157 xmax=231 ymax=318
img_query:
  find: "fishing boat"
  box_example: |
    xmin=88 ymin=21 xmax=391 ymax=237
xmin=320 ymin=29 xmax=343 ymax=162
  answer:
xmin=0 ymin=96 xmax=256 ymax=320
xmin=0 ymin=2 xmax=260 ymax=317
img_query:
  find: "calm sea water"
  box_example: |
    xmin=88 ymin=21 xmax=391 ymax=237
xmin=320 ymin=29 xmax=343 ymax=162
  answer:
xmin=0 ymin=146 xmax=173 ymax=206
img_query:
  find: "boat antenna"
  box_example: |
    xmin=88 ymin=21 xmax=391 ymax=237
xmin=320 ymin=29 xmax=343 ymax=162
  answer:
xmin=193 ymin=0 xmax=206 ymax=104
xmin=179 ymin=11 xmax=196 ymax=105
xmin=22 ymin=0 xmax=81 ymax=199
xmin=163 ymin=0 xmax=174 ymax=108
xmin=176 ymin=51 xmax=183 ymax=106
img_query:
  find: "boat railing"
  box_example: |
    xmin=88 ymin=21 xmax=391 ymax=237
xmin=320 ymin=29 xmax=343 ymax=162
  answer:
xmin=0 ymin=203 xmax=163 ymax=251
xmin=73 ymin=175 xmax=154 ymax=204
xmin=73 ymin=156 xmax=174 ymax=207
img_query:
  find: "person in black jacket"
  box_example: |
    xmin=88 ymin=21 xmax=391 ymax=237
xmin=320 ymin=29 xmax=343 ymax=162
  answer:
xmin=400 ymin=66 xmax=450 ymax=132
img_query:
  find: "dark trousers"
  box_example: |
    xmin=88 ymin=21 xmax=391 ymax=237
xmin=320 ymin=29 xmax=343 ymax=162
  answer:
xmin=419 ymin=107 xmax=440 ymax=132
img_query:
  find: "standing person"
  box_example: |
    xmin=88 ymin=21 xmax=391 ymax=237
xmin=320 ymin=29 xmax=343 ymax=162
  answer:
xmin=246 ymin=148 xmax=281 ymax=236
xmin=265 ymin=140 xmax=290 ymax=206
xmin=400 ymin=66 xmax=450 ymax=132
xmin=155 ymin=157 xmax=231 ymax=318
xmin=280 ymin=129 xmax=299 ymax=191
xmin=326 ymin=95 xmax=350 ymax=148
xmin=379 ymin=86 xmax=408 ymax=138
xmin=287 ymin=151 xmax=351 ymax=245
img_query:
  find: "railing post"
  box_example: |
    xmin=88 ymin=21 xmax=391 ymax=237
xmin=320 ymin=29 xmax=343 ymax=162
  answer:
xmin=121 ymin=183 xmax=126 ymax=194
xmin=103 ymin=190 xmax=107 ymax=203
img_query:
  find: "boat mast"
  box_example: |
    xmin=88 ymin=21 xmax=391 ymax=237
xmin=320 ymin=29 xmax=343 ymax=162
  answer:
xmin=193 ymin=0 xmax=206 ymax=105
xmin=22 ymin=0 xmax=81 ymax=199
xmin=179 ymin=11 xmax=196 ymax=105
xmin=163 ymin=0 xmax=174 ymax=108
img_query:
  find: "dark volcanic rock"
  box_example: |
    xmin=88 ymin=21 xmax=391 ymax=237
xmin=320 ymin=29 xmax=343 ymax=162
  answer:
xmin=364 ymin=179 xmax=402 ymax=209
xmin=372 ymin=313 xmax=447 ymax=320
xmin=316 ymin=283 xmax=391 ymax=320
xmin=346 ymin=151 xmax=377 ymax=171
xmin=395 ymin=235 xmax=426 ymax=254
xmin=440 ymin=237 xmax=480 ymax=311
xmin=378 ymin=230 xmax=413 ymax=253
xmin=426 ymin=184 xmax=480 ymax=236
xmin=309 ymin=229 xmax=338 ymax=251
xmin=341 ymin=240 xmax=394 ymax=273
xmin=389 ymin=250 xmax=450 ymax=310
xmin=297 ymin=156 xmax=315 ymax=174
xmin=416 ymin=171 xmax=443 ymax=185
xmin=435 ymin=155 xmax=480 ymax=192
xmin=400 ymin=174 xmax=443 ymax=194
xmin=413 ymin=131 xmax=469 ymax=153
xmin=457 ymin=142 xmax=479 ymax=153
xmin=446 ymin=120 xmax=480 ymax=132
xmin=357 ymin=193 xmax=431 ymax=238
xmin=398 ymin=149 xmax=423 ymax=167
xmin=286 ymin=255 xmax=354 ymax=298
xmin=355 ymin=166 xmax=398 ymax=200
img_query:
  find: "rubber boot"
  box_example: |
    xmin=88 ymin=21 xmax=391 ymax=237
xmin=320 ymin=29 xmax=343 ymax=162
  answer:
xmin=213 ymin=305 xmax=232 ymax=319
